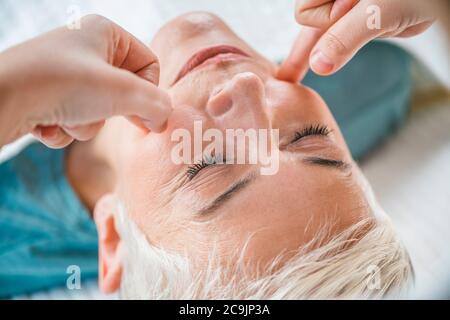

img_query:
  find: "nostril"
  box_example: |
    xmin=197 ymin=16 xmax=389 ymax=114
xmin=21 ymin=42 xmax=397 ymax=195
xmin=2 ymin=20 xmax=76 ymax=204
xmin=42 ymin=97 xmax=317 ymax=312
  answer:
xmin=207 ymin=78 xmax=239 ymax=117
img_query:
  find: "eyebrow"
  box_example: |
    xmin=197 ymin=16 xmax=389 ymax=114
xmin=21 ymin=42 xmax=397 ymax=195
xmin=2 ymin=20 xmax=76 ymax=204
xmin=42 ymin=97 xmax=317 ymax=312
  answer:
xmin=197 ymin=171 xmax=258 ymax=216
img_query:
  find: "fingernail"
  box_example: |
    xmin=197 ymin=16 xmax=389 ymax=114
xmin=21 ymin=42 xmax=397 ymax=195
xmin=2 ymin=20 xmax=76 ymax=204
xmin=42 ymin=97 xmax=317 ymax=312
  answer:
xmin=311 ymin=51 xmax=335 ymax=75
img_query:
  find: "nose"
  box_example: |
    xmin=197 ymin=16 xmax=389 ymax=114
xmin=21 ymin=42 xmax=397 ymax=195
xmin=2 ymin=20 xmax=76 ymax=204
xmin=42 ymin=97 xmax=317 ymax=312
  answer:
xmin=206 ymin=72 xmax=271 ymax=130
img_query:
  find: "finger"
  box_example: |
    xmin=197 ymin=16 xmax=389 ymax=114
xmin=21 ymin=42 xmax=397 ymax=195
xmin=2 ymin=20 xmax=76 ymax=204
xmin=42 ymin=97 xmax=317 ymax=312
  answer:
xmin=125 ymin=116 xmax=168 ymax=133
xmin=62 ymin=121 xmax=105 ymax=142
xmin=33 ymin=126 xmax=74 ymax=149
xmin=309 ymin=1 xmax=384 ymax=75
xmin=58 ymin=65 xmax=172 ymax=133
xmin=396 ymin=21 xmax=434 ymax=38
xmin=277 ymin=27 xmax=324 ymax=83
xmin=81 ymin=15 xmax=161 ymax=85
xmin=296 ymin=0 xmax=359 ymax=29
xmin=107 ymin=20 xmax=161 ymax=85
xmin=296 ymin=0 xmax=334 ymax=28
xmin=53 ymin=15 xmax=169 ymax=133
xmin=104 ymin=67 xmax=173 ymax=133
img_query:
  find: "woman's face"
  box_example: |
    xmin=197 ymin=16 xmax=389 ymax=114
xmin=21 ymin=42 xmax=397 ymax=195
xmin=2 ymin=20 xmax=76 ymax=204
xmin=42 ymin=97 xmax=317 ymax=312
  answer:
xmin=108 ymin=12 xmax=371 ymax=266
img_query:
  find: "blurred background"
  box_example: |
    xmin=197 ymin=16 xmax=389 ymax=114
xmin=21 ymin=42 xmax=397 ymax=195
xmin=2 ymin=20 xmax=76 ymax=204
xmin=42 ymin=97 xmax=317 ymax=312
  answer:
xmin=0 ymin=0 xmax=449 ymax=299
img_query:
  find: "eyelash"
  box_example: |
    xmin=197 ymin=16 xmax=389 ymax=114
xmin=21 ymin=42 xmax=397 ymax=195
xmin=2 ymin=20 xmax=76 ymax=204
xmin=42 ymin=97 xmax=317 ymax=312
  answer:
xmin=291 ymin=124 xmax=331 ymax=143
xmin=186 ymin=125 xmax=331 ymax=179
xmin=187 ymin=154 xmax=222 ymax=180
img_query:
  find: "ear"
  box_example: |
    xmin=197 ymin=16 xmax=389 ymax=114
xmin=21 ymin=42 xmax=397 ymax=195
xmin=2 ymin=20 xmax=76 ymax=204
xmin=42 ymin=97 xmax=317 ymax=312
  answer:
xmin=94 ymin=194 xmax=123 ymax=294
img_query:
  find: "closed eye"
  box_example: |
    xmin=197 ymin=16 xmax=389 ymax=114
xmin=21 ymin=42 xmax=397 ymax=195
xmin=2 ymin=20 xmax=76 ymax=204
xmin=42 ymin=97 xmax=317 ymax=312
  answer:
xmin=186 ymin=124 xmax=333 ymax=180
xmin=288 ymin=125 xmax=351 ymax=172
xmin=186 ymin=154 xmax=225 ymax=181
xmin=290 ymin=124 xmax=331 ymax=144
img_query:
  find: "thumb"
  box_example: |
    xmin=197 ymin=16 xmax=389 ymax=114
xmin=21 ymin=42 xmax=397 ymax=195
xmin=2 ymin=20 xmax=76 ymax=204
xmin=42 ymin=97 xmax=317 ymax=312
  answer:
xmin=99 ymin=66 xmax=173 ymax=133
xmin=309 ymin=1 xmax=383 ymax=75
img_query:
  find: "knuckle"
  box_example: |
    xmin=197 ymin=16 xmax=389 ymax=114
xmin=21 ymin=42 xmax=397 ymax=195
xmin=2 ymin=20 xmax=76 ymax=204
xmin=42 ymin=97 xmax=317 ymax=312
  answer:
xmin=295 ymin=12 xmax=306 ymax=26
xmin=295 ymin=0 xmax=332 ymax=28
xmin=81 ymin=14 xmax=110 ymax=26
xmin=295 ymin=2 xmax=310 ymax=25
xmin=53 ymin=102 xmax=70 ymax=124
xmin=322 ymin=32 xmax=348 ymax=57
xmin=295 ymin=0 xmax=308 ymax=13
xmin=81 ymin=14 xmax=114 ymax=34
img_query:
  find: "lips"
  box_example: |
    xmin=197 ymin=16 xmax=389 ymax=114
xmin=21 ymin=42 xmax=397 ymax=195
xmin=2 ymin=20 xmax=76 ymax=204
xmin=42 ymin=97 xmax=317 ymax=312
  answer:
xmin=172 ymin=45 xmax=250 ymax=85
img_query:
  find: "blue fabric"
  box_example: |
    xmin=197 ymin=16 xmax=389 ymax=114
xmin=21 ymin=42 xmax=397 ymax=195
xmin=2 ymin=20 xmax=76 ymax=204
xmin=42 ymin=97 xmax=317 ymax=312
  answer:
xmin=0 ymin=143 xmax=98 ymax=298
xmin=0 ymin=42 xmax=412 ymax=299
xmin=304 ymin=41 xmax=412 ymax=160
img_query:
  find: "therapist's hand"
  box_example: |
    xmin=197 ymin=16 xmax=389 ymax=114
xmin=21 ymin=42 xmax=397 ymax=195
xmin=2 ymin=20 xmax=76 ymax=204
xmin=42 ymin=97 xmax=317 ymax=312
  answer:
xmin=0 ymin=15 xmax=172 ymax=148
xmin=278 ymin=0 xmax=435 ymax=82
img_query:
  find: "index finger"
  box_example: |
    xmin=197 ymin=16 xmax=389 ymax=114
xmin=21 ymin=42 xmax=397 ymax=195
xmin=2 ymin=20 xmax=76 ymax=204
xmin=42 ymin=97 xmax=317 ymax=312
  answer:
xmin=296 ymin=0 xmax=359 ymax=29
xmin=109 ymin=22 xmax=161 ymax=85
xmin=277 ymin=27 xmax=324 ymax=83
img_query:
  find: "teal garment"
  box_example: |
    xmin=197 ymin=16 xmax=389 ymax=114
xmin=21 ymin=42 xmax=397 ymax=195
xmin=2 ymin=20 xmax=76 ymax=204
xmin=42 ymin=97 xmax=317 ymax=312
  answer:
xmin=0 ymin=143 xmax=98 ymax=298
xmin=304 ymin=41 xmax=412 ymax=160
xmin=0 ymin=41 xmax=412 ymax=299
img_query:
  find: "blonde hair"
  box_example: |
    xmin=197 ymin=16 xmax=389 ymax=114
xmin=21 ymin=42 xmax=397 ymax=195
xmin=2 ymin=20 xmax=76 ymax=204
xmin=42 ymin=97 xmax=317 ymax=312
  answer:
xmin=116 ymin=172 xmax=413 ymax=300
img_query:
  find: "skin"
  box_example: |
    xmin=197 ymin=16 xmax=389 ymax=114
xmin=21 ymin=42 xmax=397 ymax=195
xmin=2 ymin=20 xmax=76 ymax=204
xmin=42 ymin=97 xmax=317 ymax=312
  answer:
xmin=0 ymin=15 xmax=172 ymax=148
xmin=67 ymin=12 xmax=373 ymax=293
xmin=278 ymin=0 xmax=435 ymax=82
xmin=0 ymin=3 xmax=439 ymax=296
